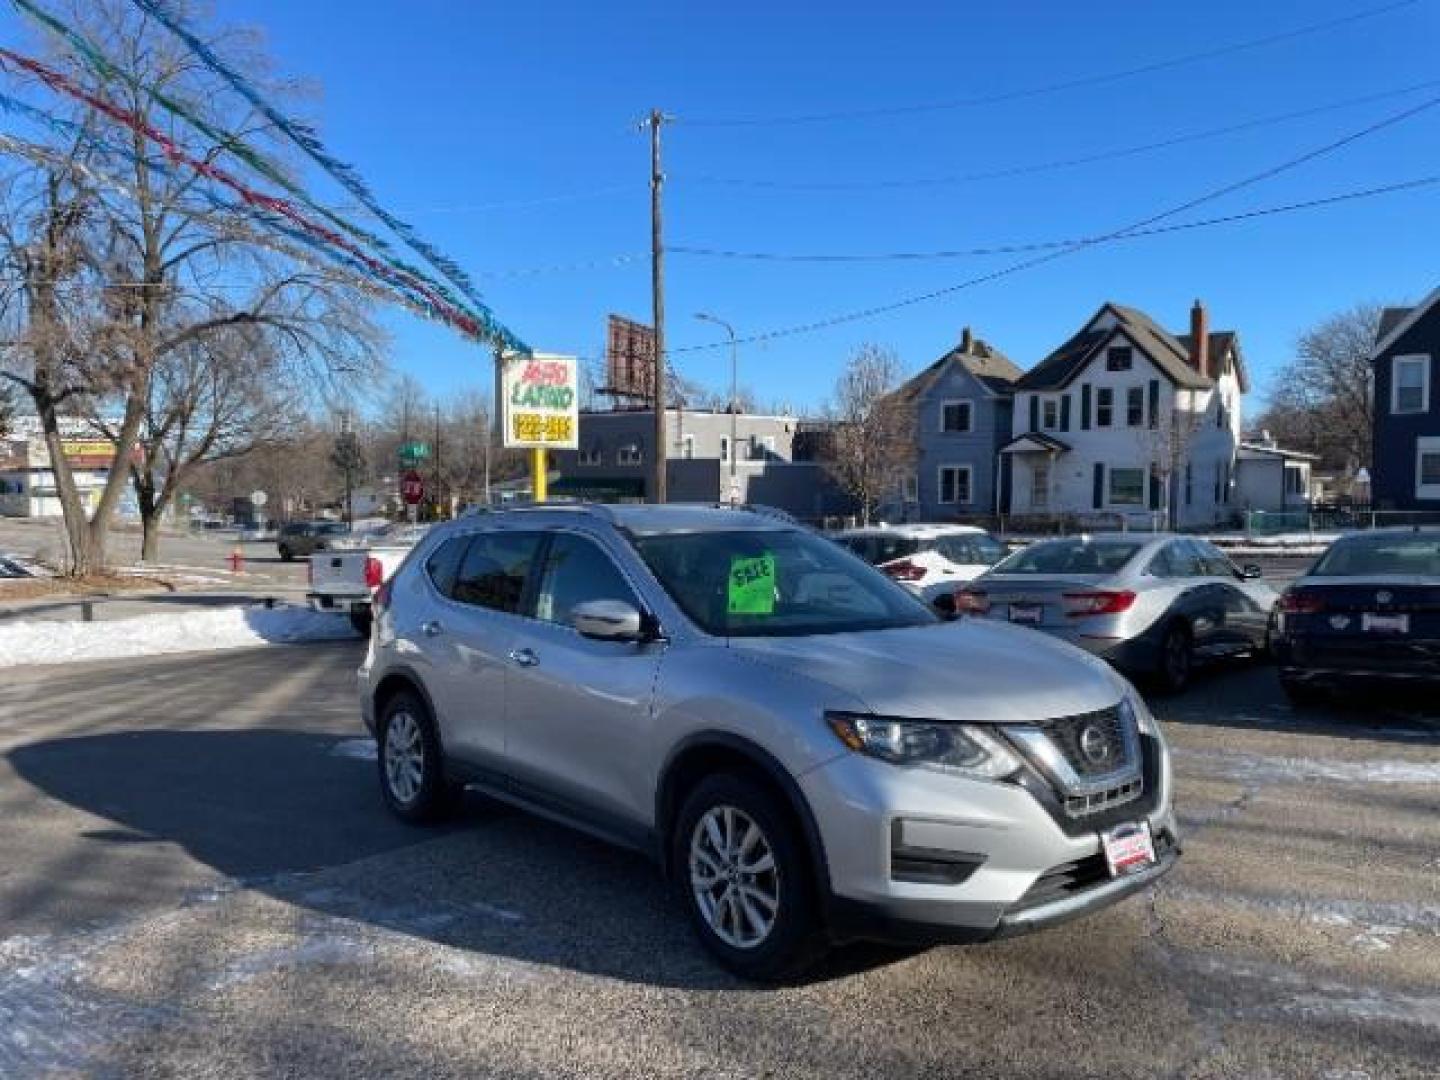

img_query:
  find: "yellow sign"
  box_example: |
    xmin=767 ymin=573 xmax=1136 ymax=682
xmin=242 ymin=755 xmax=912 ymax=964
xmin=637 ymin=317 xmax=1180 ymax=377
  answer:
xmin=501 ymin=353 xmax=579 ymax=450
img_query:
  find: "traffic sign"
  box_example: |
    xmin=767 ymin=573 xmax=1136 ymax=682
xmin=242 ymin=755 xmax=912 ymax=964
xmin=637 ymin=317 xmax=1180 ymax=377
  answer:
xmin=400 ymin=470 xmax=425 ymax=506
xmin=399 ymin=441 xmax=430 ymax=464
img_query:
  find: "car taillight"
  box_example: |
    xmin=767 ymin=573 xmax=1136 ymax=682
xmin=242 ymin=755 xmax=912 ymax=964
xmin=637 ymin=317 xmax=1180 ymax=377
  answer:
xmin=364 ymin=556 xmax=384 ymax=590
xmin=1277 ymin=590 xmax=1325 ymax=614
xmin=955 ymin=588 xmax=990 ymax=615
xmin=882 ymin=558 xmax=926 ymax=582
xmin=1063 ymin=590 xmax=1137 ymax=617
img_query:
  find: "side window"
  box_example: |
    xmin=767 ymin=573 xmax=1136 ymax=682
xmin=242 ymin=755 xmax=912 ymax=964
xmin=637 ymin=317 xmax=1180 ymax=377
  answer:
xmin=1173 ymin=539 xmax=1209 ymax=577
xmin=451 ymin=531 xmax=543 ymax=614
xmin=1197 ymin=541 xmax=1237 ymax=578
xmin=1146 ymin=543 xmax=1180 ymax=578
xmin=534 ymin=533 xmax=640 ymax=627
xmin=424 ymin=536 xmax=469 ymax=597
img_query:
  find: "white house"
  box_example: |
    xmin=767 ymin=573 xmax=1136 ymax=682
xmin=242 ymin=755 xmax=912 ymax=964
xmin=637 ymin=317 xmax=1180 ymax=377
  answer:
xmin=999 ymin=301 xmax=1247 ymax=529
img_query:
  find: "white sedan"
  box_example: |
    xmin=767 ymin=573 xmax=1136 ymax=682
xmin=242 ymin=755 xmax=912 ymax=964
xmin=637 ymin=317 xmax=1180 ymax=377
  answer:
xmin=834 ymin=524 xmax=1008 ymax=604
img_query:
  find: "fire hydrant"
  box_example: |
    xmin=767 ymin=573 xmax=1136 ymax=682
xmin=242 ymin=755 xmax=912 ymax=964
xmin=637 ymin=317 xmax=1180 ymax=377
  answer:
xmin=228 ymin=546 xmax=245 ymax=573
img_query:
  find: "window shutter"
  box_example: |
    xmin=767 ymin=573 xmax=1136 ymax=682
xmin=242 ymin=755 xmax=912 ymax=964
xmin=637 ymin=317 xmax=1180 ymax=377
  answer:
xmin=1060 ymin=395 xmax=1071 ymax=432
xmin=1092 ymin=463 xmax=1104 ymax=509
xmin=1029 ymin=395 xmax=1039 ymax=432
xmin=1149 ymin=472 xmax=1162 ymax=510
xmin=1081 ymin=385 xmax=1092 ymax=430
xmin=1148 ymin=380 xmax=1160 ymax=429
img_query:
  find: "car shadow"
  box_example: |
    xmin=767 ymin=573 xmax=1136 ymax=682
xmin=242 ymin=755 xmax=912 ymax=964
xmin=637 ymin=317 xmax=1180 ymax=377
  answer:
xmin=7 ymin=730 xmax=912 ymax=990
xmin=1152 ymin=662 xmax=1440 ymax=744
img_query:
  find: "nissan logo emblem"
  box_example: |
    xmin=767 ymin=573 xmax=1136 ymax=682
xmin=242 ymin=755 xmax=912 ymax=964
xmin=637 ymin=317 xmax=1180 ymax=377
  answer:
xmin=1079 ymin=725 xmax=1111 ymax=765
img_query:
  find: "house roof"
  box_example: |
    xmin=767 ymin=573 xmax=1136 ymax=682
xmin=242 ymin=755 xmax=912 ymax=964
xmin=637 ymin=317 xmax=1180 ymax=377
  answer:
xmin=1371 ymin=286 xmax=1440 ymax=358
xmin=891 ymin=333 xmax=1022 ymax=402
xmin=1016 ymin=303 xmax=1248 ymax=393
xmin=1236 ymin=441 xmax=1321 ymax=462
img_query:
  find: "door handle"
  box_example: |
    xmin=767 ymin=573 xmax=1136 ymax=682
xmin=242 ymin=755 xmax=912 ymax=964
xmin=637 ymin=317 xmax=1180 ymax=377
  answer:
xmin=420 ymin=620 xmax=444 ymax=638
xmin=508 ymin=647 xmax=539 ymax=667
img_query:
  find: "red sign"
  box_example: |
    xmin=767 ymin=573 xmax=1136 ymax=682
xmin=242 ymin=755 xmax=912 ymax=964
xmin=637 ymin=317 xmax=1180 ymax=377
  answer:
xmin=400 ymin=470 xmax=425 ymax=506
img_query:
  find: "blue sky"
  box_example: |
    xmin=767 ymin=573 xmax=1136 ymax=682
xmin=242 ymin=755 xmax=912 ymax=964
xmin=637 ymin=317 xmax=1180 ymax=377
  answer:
xmin=10 ymin=0 xmax=1440 ymax=413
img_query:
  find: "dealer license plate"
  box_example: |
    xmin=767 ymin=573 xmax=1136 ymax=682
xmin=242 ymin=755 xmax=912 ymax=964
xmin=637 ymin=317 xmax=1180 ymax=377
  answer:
xmin=1101 ymin=821 xmax=1157 ymax=878
xmin=1009 ymin=603 xmax=1043 ymax=625
xmin=1362 ymin=612 xmax=1409 ymax=634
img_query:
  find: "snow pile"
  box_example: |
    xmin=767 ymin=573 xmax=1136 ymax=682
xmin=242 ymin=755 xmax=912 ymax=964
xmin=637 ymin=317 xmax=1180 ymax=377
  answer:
xmin=0 ymin=605 xmax=358 ymax=668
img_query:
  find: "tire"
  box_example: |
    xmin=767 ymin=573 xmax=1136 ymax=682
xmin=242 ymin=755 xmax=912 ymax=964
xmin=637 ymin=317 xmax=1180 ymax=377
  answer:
xmin=1281 ymin=675 xmax=1327 ymax=707
xmin=377 ymin=689 xmax=458 ymax=824
xmin=1155 ymin=621 xmax=1194 ymax=695
xmin=671 ymin=772 xmax=824 ymax=981
xmin=279 ymin=545 xmax=293 ymax=562
xmin=349 ymin=609 xmax=373 ymax=637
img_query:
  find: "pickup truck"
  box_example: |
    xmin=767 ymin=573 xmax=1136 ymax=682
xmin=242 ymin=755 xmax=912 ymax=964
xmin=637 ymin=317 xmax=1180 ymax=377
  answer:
xmin=306 ymin=523 xmax=430 ymax=634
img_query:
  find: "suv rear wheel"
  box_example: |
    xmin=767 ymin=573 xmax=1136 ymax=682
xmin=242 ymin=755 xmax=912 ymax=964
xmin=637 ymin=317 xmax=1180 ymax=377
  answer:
xmin=378 ymin=690 xmax=457 ymax=823
xmin=672 ymin=773 xmax=823 ymax=981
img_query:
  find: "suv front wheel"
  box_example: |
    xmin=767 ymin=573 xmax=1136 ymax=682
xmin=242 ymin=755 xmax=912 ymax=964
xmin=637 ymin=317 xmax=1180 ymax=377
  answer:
xmin=672 ymin=773 xmax=822 ymax=981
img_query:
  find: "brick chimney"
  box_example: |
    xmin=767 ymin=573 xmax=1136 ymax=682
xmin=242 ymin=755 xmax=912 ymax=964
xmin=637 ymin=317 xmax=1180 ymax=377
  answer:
xmin=961 ymin=326 xmax=974 ymax=353
xmin=1189 ymin=300 xmax=1209 ymax=379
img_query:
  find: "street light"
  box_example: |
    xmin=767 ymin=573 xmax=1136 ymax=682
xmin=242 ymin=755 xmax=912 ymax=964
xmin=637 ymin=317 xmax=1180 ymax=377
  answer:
xmin=694 ymin=311 xmax=739 ymax=503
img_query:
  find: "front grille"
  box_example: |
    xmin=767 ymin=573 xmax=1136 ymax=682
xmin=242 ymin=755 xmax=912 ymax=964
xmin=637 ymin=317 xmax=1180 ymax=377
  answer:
xmin=1016 ymin=829 xmax=1175 ymax=909
xmin=1040 ymin=705 xmax=1133 ymax=778
xmin=1064 ymin=777 xmax=1143 ymax=817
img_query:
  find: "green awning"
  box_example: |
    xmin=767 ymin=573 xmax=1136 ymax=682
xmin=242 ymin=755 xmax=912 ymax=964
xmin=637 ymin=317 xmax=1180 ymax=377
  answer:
xmin=548 ymin=475 xmax=646 ymax=501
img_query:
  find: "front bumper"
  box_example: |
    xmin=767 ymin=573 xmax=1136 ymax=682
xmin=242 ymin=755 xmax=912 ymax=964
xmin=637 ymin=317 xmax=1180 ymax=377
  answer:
xmin=799 ymin=733 xmax=1177 ymax=947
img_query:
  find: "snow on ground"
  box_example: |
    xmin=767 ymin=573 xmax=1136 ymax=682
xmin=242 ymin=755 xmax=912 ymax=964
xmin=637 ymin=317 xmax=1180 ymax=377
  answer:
xmin=1178 ymin=748 xmax=1440 ymax=785
xmin=0 ymin=605 xmax=358 ymax=668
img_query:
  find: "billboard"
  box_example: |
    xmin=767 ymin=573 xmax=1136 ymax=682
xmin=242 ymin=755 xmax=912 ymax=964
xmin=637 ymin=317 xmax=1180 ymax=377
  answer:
xmin=604 ymin=314 xmax=656 ymax=402
xmin=501 ymin=353 xmax=579 ymax=449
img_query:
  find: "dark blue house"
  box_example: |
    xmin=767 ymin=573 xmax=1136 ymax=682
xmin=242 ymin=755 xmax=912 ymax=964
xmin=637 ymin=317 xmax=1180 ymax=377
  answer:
xmin=1371 ymin=289 xmax=1440 ymax=511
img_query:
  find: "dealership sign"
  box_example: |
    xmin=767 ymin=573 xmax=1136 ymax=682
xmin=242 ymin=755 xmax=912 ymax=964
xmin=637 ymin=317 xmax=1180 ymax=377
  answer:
xmin=501 ymin=353 xmax=578 ymax=449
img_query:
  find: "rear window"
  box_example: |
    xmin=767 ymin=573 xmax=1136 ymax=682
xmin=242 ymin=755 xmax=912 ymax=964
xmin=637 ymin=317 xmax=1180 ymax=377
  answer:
xmin=992 ymin=538 xmax=1143 ymax=575
xmin=837 ymin=534 xmax=920 ymax=565
xmin=1309 ymin=534 xmax=1440 ymax=577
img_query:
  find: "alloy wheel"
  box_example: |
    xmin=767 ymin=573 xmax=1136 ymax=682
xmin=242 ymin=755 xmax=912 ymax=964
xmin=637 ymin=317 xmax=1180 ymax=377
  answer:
xmin=384 ymin=710 xmax=424 ymax=805
xmin=689 ymin=805 xmax=780 ymax=950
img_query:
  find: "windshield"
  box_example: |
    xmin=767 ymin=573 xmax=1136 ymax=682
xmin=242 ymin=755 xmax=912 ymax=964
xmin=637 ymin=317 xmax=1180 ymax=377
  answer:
xmin=1309 ymin=534 xmax=1440 ymax=577
xmin=632 ymin=528 xmax=936 ymax=637
xmin=991 ymin=538 xmax=1144 ymax=575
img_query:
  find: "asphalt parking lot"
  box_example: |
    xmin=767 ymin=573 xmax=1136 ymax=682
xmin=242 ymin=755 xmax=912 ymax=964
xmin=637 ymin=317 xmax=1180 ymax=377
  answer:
xmin=2 ymin=636 xmax=1437 ymax=1078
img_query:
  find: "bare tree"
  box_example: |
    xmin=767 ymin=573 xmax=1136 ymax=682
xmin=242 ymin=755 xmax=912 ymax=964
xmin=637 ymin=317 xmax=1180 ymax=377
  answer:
xmin=0 ymin=0 xmax=380 ymax=573
xmin=0 ymin=379 xmax=15 ymax=438
xmin=1137 ymin=391 xmax=1205 ymax=530
xmin=824 ymin=344 xmax=916 ymax=524
xmin=1254 ymin=303 xmax=1382 ymax=473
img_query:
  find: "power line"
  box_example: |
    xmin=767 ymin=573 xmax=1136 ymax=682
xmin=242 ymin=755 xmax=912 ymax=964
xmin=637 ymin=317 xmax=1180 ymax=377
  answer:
xmin=670 ymin=92 xmax=1440 ymax=353
xmin=682 ymin=0 xmax=1424 ymax=127
xmin=671 ymin=176 xmax=1440 ymax=263
xmin=685 ymin=79 xmax=1440 ymax=191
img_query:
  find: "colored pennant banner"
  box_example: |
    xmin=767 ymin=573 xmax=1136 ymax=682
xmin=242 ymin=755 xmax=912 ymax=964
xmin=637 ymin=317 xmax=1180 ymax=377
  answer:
xmin=0 ymin=46 xmax=524 ymax=351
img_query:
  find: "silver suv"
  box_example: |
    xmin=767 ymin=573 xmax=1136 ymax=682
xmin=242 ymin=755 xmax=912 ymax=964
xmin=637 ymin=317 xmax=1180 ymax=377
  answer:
xmin=360 ymin=505 xmax=1178 ymax=979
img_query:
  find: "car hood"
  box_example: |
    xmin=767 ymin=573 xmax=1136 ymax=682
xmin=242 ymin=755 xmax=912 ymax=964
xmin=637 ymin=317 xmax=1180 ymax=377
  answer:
xmin=728 ymin=620 xmax=1125 ymax=723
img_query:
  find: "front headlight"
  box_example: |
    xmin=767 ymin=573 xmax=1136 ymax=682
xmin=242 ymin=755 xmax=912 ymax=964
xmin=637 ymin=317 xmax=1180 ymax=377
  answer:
xmin=1122 ymin=692 xmax=1160 ymax=737
xmin=825 ymin=712 xmax=1021 ymax=780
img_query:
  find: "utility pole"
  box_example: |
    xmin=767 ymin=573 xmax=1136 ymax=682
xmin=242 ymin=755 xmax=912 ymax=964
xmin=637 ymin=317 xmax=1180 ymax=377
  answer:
xmin=644 ymin=108 xmax=672 ymax=504
xmin=433 ymin=403 xmax=443 ymax=520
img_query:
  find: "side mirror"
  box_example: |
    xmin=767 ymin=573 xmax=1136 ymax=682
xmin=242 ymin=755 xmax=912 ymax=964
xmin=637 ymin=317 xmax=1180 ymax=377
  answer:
xmin=1240 ymin=564 xmax=1264 ymax=580
xmin=570 ymin=599 xmax=646 ymax=641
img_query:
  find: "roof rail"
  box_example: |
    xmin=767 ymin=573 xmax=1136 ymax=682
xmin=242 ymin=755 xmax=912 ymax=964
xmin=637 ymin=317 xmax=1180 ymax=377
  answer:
xmin=497 ymin=501 xmax=621 ymax=523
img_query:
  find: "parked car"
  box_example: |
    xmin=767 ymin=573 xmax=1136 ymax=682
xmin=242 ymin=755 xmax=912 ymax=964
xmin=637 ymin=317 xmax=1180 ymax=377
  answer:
xmin=834 ymin=524 xmax=1007 ymax=604
xmin=309 ymin=522 xmax=432 ymax=634
xmin=276 ymin=520 xmax=348 ymax=561
xmin=360 ymin=504 xmax=1177 ymax=979
xmin=1270 ymin=527 xmax=1440 ymax=703
xmin=0 ymin=554 xmax=32 ymax=579
xmin=959 ymin=533 xmax=1276 ymax=693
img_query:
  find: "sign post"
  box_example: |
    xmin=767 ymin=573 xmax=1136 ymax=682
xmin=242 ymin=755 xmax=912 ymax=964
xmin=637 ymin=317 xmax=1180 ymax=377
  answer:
xmin=500 ymin=353 xmax=578 ymax=503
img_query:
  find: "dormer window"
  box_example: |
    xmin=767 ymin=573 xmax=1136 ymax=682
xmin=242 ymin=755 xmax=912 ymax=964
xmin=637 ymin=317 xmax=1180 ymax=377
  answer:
xmin=1106 ymin=346 xmax=1133 ymax=372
